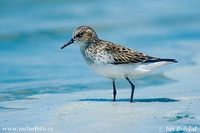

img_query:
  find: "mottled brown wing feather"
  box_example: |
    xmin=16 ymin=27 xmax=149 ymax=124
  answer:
xmin=102 ymin=42 xmax=157 ymax=64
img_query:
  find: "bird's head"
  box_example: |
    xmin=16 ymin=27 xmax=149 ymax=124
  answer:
xmin=61 ymin=26 xmax=98 ymax=49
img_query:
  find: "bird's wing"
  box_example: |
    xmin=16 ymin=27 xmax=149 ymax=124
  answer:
xmin=101 ymin=42 xmax=159 ymax=64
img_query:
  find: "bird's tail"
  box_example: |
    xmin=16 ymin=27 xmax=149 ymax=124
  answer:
xmin=145 ymin=58 xmax=178 ymax=63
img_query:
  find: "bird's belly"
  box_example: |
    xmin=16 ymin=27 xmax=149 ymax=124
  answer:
xmin=90 ymin=61 xmax=170 ymax=79
xmin=90 ymin=64 xmax=147 ymax=79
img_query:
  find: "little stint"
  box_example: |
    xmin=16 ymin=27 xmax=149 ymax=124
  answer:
xmin=61 ymin=26 xmax=177 ymax=102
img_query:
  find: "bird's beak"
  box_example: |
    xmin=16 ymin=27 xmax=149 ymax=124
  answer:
xmin=61 ymin=38 xmax=74 ymax=49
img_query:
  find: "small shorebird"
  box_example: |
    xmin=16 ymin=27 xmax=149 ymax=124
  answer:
xmin=61 ymin=26 xmax=177 ymax=102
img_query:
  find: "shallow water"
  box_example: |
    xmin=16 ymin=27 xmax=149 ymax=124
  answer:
xmin=0 ymin=0 xmax=200 ymax=103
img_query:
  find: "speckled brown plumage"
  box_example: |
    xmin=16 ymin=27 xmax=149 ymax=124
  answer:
xmin=84 ymin=39 xmax=161 ymax=65
xmin=61 ymin=25 xmax=177 ymax=65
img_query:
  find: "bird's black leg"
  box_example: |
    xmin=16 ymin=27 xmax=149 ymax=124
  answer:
xmin=112 ymin=80 xmax=117 ymax=101
xmin=125 ymin=77 xmax=135 ymax=102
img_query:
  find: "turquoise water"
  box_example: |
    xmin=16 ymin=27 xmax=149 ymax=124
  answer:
xmin=0 ymin=0 xmax=200 ymax=102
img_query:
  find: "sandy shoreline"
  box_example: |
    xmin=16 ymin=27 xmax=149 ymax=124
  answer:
xmin=0 ymin=56 xmax=200 ymax=133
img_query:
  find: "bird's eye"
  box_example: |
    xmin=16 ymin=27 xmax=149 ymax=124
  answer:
xmin=77 ymin=32 xmax=84 ymax=37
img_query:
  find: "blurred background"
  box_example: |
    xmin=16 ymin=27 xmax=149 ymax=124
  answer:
xmin=0 ymin=0 xmax=200 ymax=102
